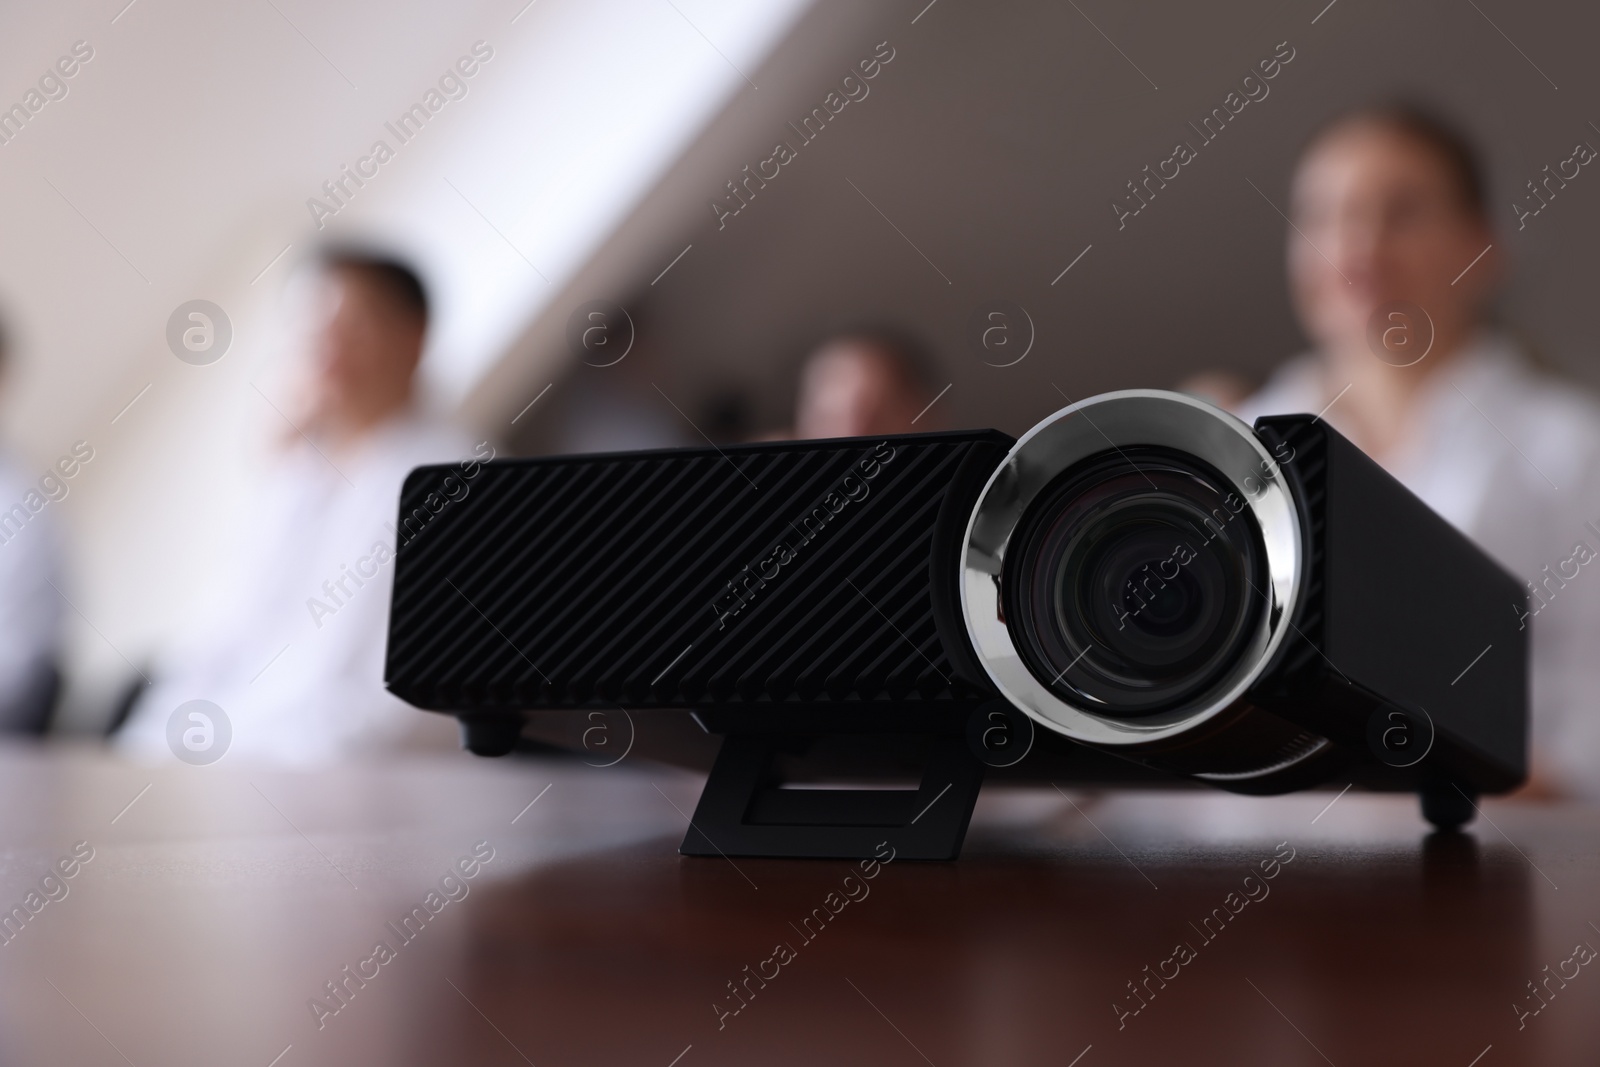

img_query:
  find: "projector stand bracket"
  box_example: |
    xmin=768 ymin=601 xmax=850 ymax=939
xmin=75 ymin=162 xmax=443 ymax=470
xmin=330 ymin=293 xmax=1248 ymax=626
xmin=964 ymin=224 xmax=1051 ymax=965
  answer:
xmin=681 ymin=732 xmax=984 ymax=861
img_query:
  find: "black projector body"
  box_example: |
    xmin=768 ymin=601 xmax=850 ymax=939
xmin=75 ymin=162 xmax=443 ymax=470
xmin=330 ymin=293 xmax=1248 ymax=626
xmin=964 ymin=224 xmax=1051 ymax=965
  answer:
xmin=385 ymin=391 xmax=1526 ymax=859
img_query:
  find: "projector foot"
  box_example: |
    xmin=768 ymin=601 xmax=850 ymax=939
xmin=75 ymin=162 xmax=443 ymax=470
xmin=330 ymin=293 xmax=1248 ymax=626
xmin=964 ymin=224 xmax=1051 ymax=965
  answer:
xmin=458 ymin=714 xmax=523 ymax=757
xmin=1420 ymin=782 xmax=1476 ymax=831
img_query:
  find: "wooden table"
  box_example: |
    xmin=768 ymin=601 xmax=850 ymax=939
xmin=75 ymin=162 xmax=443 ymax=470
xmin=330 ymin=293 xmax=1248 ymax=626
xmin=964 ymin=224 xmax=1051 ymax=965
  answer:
xmin=0 ymin=740 xmax=1594 ymax=1066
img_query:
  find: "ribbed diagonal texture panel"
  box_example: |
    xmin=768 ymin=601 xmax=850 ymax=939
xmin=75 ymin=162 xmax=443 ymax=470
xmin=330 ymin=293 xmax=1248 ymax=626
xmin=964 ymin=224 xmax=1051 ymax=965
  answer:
xmin=386 ymin=432 xmax=1006 ymax=710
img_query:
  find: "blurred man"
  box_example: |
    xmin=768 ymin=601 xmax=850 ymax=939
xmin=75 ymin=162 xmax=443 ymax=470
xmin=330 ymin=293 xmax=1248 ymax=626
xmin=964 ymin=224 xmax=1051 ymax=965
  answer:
xmin=1221 ymin=104 xmax=1600 ymax=798
xmin=118 ymin=250 xmax=477 ymax=764
xmin=0 ymin=317 xmax=63 ymax=733
xmin=792 ymin=328 xmax=940 ymax=439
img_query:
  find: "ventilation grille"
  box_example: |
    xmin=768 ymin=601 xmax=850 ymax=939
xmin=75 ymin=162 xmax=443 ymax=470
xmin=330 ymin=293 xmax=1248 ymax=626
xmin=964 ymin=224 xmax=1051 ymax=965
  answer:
xmin=385 ymin=434 xmax=1007 ymax=711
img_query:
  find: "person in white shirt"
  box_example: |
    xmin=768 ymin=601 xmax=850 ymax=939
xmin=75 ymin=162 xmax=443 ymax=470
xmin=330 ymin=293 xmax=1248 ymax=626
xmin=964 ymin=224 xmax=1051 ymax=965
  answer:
xmin=117 ymin=250 xmax=479 ymax=765
xmin=0 ymin=319 xmax=63 ymax=733
xmin=1200 ymin=103 xmax=1600 ymax=800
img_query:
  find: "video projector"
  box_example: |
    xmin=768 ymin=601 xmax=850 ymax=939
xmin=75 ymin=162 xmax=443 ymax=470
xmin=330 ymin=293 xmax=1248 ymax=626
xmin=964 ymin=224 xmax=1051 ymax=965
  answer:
xmin=385 ymin=390 xmax=1526 ymax=859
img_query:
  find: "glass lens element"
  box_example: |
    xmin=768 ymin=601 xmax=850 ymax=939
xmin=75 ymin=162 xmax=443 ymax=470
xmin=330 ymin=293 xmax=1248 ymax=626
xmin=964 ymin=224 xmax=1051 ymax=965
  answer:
xmin=1003 ymin=447 xmax=1267 ymax=716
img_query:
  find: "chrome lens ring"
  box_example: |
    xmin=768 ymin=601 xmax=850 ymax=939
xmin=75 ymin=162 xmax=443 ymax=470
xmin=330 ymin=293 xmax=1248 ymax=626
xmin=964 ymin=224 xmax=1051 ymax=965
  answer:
xmin=959 ymin=390 xmax=1303 ymax=748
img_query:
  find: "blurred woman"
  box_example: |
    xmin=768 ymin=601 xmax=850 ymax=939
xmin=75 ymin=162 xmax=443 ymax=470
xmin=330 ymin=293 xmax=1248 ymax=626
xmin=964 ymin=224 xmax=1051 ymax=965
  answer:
xmin=1224 ymin=104 xmax=1600 ymax=799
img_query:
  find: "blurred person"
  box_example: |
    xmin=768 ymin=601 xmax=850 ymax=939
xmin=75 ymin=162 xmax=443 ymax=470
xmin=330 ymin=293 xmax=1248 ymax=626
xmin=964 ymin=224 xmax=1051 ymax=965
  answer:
xmin=1213 ymin=103 xmax=1600 ymax=799
xmin=554 ymin=323 xmax=690 ymax=454
xmin=117 ymin=249 xmax=477 ymax=765
xmin=0 ymin=316 xmax=63 ymax=733
xmin=791 ymin=328 xmax=940 ymax=439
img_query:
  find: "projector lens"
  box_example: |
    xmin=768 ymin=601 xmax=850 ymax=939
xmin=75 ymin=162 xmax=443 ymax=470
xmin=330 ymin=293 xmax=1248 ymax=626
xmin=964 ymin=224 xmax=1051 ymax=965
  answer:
xmin=1004 ymin=447 xmax=1267 ymax=716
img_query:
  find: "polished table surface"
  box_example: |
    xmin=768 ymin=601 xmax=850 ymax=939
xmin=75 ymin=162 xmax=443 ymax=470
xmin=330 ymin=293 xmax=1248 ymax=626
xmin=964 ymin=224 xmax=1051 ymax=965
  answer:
xmin=0 ymin=740 xmax=1595 ymax=1066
